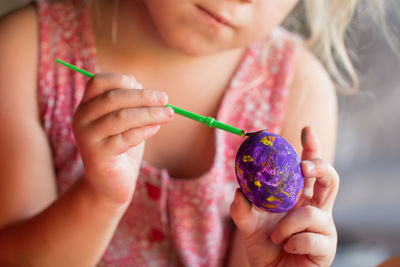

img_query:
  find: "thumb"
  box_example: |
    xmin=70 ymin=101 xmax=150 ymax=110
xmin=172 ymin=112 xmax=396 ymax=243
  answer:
xmin=301 ymin=126 xmax=321 ymax=160
xmin=230 ymin=188 xmax=253 ymax=232
xmin=230 ymin=189 xmax=284 ymax=266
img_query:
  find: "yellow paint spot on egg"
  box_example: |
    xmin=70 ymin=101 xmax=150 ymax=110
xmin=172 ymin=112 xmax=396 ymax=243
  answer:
xmin=263 ymin=203 xmax=277 ymax=209
xmin=254 ymin=180 xmax=261 ymax=187
xmin=267 ymin=195 xmax=277 ymax=202
xmin=280 ymin=183 xmax=291 ymax=197
xmin=235 ymin=164 xmax=243 ymax=176
xmin=296 ymin=189 xmax=303 ymax=200
xmin=260 ymin=136 xmax=276 ymax=147
xmin=242 ymin=155 xmax=254 ymax=162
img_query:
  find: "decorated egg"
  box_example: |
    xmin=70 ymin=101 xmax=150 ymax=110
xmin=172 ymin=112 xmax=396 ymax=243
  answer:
xmin=235 ymin=132 xmax=304 ymax=213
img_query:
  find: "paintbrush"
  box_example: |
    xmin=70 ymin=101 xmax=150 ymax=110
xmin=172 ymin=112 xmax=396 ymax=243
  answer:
xmin=55 ymin=59 xmax=264 ymax=137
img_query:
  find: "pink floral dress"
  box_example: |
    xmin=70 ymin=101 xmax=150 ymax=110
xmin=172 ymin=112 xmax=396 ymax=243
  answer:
xmin=36 ymin=0 xmax=300 ymax=266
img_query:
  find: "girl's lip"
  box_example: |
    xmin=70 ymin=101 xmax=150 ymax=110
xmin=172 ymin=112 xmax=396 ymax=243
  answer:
xmin=196 ymin=5 xmax=234 ymax=28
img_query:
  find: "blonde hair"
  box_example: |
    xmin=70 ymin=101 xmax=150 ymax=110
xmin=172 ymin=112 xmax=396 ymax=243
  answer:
xmin=284 ymin=0 xmax=389 ymax=94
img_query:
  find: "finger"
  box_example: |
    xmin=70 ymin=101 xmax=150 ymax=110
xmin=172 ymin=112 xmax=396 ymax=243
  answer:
xmin=102 ymin=125 xmax=160 ymax=156
xmin=82 ymin=73 xmax=142 ymax=104
xmin=283 ymin=232 xmax=334 ymax=258
xmin=76 ymin=89 xmax=168 ymax=123
xmin=295 ymin=126 xmax=321 ymax=207
xmin=270 ymin=206 xmax=332 ymax=245
xmin=302 ymin=159 xmax=339 ymax=211
xmin=293 ymin=176 xmax=315 ymax=208
xmin=301 ymin=126 xmax=321 ymax=160
xmin=88 ymin=106 xmax=174 ymax=139
xmin=230 ymin=188 xmax=253 ymax=234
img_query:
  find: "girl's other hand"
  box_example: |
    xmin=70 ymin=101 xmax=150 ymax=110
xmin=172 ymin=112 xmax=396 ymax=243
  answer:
xmin=73 ymin=73 xmax=174 ymax=207
xmin=230 ymin=126 xmax=339 ymax=267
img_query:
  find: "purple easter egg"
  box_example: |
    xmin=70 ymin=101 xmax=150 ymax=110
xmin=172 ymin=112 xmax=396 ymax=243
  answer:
xmin=235 ymin=132 xmax=304 ymax=213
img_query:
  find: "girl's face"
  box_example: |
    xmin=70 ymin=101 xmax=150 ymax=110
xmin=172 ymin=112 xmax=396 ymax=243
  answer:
xmin=143 ymin=0 xmax=298 ymax=55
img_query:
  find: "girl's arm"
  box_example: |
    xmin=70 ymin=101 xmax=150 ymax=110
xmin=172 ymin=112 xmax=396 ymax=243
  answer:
xmin=0 ymin=6 xmax=125 ymax=266
xmin=227 ymin=45 xmax=338 ymax=267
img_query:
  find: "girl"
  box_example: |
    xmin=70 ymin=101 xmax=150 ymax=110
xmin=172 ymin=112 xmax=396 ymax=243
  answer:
xmin=0 ymin=0 xmax=373 ymax=266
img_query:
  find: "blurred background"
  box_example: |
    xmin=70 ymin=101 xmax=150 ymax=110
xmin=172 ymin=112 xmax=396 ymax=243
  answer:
xmin=1 ymin=1 xmax=399 ymax=266
xmin=332 ymin=5 xmax=400 ymax=267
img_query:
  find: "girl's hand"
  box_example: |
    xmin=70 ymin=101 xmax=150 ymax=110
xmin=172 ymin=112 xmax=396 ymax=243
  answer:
xmin=73 ymin=73 xmax=174 ymax=206
xmin=230 ymin=126 xmax=339 ymax=267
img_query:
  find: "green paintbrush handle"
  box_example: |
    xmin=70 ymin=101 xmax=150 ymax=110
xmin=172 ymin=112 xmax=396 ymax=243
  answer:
xmin=56 ymin=59 xmax=95 ymax=78
xmin=56 ymin=59 xmax=246 ymax=137
xmin=165 ymin=104 xmax=245 ymax=136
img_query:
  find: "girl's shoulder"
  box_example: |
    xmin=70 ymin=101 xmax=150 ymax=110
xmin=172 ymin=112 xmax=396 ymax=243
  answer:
xmin=0 ymin=3 xmax=39 ymax=102
xmin=0 ymin=3 xmax=41 ymax=134
xmin=35 ymin=0 xmax=88 ymax=34
xmin=0 ymin=3 xmax=37 ymax=35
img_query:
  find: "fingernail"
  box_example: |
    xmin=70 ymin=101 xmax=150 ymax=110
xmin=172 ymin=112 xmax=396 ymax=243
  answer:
xmin=238 ymin=188 xmax=252 ymax=206
xmin=125 ymin=75 xmax=135 ymax=88
xmin=302 ymin=160 xmax=314 ymax=172
xmin=155 ymin=91 xmax=168 ymax=104
xmin=301 ymin=127 xmax=309 ymax=145
xmin=164 ymin=107 xmax=174 ymax=118
xmin=128 ymin=75 xmax=143 ymax=89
